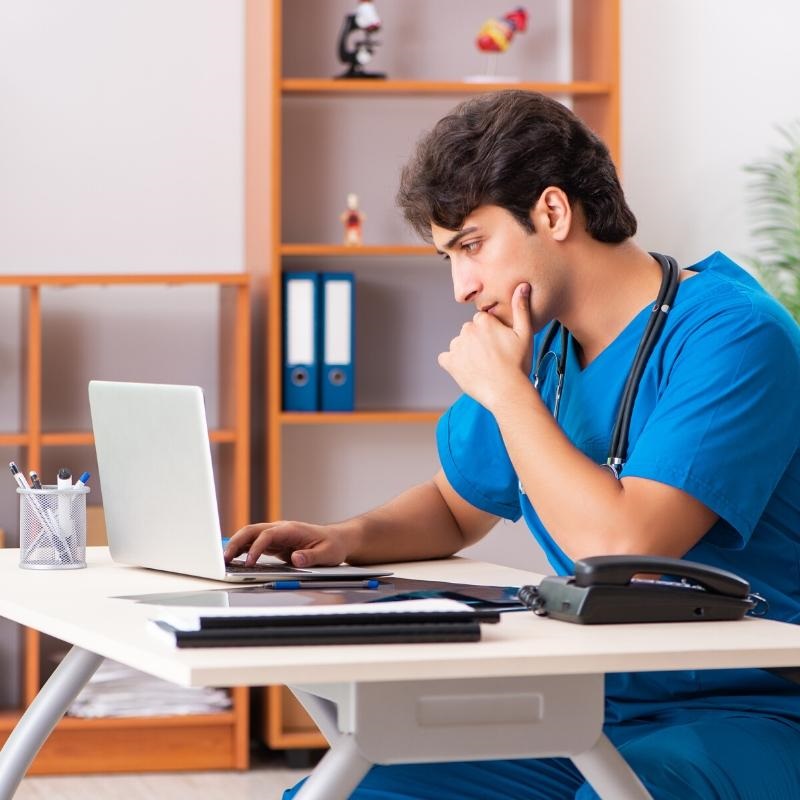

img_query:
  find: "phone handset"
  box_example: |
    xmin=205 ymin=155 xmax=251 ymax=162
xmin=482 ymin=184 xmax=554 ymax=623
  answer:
xmin=573 ymin=555 xmax=750 ymax=599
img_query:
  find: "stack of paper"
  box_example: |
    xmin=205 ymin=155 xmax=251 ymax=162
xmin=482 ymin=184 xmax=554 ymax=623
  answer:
xmin=67 ymin=658 xmax=231 ymax=718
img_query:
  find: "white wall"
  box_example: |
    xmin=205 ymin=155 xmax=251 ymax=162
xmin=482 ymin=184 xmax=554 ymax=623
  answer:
xmin=0 ymin=0 xmax=245 ymax=708
xmin=621 ymin=0 xmax=800 ymax=267
xmin=0 ymin=0 xmax=244 ymax=273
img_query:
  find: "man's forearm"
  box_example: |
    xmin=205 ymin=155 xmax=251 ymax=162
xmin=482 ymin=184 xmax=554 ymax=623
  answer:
xmin=341 ymin=480 xmax=467 ymax=565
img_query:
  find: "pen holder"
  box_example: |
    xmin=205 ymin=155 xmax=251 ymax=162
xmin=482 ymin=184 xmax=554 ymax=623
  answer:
xmin=18 ymin=485 xmax=89 ymax=570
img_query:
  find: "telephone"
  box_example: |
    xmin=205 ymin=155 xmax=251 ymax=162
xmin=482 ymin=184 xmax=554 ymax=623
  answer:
xmin=518 ymin=554 xmax=759 ymax=624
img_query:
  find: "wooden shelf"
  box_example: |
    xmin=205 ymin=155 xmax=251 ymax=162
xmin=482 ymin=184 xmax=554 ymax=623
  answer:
xmin=0 ymin=273 xmax=247 ymax=287
xmin=1 ymin=430 xmax=237 ymax=447
xmin=267 ymin=0 xmax=621 ymax=753
xmin=0 ymin=695 xmax=250 ymax=775
xmin=0 ymin=709 xmax=20 ymax=733
xmin=281 ymin=410 xmax=442 ymax=425
xmin=54 ymin=709 xmax=238 ymax=730
xmin=282 ymin=78 xmax=613 ymax=96
xmin=2 ymin=273 xmax=252 ymax=773
xmin=281 ymin=244 xmax=436 ymax=257
xmin=0 ymin=434 xmax=29 ymax=447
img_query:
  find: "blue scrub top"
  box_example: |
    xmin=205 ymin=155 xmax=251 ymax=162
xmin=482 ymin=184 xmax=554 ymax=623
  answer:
xmin=437 ymin=252 xmax=800 ymax=723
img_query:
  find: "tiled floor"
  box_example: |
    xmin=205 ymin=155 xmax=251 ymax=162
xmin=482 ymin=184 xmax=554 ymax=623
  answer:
xmin=16 ymin=751 xmax=310 ymax=800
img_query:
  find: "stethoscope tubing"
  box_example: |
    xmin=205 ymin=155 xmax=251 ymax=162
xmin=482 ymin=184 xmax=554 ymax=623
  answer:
xmin=532 ymin=252 xmax=681 ymax=478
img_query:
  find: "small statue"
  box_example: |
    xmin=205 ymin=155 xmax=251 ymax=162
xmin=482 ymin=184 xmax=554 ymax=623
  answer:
xmin=335 ymin=0 xmax=386 ymax=79
xmin=340 ymin=194 xmax=365 ymax=246
xmin=466 ymin=7 xmax=529 ymax=83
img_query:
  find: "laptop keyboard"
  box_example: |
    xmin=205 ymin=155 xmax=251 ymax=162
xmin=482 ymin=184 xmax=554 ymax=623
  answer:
xmin=226 ymin=561 xmax=306 ymax=574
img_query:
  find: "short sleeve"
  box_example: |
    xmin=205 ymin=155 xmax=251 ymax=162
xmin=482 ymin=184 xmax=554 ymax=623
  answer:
xmin=437 ymin=394 xmax=522 ymax=520
xmin=622 ymin=305 xmax=800 ymax=548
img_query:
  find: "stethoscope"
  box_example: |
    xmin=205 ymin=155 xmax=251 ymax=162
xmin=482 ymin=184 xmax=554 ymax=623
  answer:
xmin=525 ymin=252 xmax=681 ymax=489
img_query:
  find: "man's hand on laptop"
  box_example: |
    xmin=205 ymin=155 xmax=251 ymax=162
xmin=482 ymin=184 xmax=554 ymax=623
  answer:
xmin=223 ymin=522 xmax=349 ymax=568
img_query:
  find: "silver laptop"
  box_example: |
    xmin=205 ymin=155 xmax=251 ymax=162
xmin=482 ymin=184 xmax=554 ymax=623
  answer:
xmin=88 ymin=380 xmax=391 ymax=583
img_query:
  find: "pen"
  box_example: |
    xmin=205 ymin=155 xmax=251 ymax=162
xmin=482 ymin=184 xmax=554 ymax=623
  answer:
xmin=9 ymin=463 xmax=68 ymax=562
xmin=8 ymin=462 xmax=30 ymax=492
xmin=265 ymin=579 xmax=382 ymax=590
xmin=29 ymin=471 xmax=43 ymax=490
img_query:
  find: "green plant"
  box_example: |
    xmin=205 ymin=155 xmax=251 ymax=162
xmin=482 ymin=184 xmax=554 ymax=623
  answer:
xmin=744 ymin=122 xmax=800 ymax=320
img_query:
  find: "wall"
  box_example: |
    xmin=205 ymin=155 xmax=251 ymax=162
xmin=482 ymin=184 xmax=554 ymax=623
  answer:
xmin=621 ymin=0 xmax=800 ymax=266
xmin=0 ymin=0 xmax=245 ymax=708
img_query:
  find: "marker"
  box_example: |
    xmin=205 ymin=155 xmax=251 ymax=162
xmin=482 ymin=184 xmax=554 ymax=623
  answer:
xmin=29 ymin=471 xmax=43 ymax=490
xmin=57 ymin=467 xmax=72 ymax=489
xmin=265 ymin=579 xmax=381 ymax=590
xmin=74 ymin=471 xmax=90 ymax=490
xmin=56 ymin=468 xmax=74 ymax=558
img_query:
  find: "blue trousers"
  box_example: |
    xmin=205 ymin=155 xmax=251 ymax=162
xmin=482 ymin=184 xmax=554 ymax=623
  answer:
xmin=282 ymin=711 xmax=800 ymax=799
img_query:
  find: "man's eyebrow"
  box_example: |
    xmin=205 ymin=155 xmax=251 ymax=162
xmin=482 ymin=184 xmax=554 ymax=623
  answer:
xmin=436 ymin=226 xmax=479 ymax=253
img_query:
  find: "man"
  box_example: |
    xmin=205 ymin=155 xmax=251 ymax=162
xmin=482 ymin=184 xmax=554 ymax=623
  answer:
xmin=227 ymin=91 xmax=800 ymax=798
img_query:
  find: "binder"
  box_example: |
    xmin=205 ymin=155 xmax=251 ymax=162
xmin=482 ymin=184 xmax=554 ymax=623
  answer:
xmin=283 ymin=272 xmax=320 ymax=411
xmin=320 ymin=272 xmax=355 ymax=411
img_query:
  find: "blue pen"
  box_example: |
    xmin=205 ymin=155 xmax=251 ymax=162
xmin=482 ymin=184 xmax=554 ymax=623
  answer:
xmin=74 ymin=472 xmax=90 ymax=490
xmin=266 ymin=579 xmax=381 ymax=590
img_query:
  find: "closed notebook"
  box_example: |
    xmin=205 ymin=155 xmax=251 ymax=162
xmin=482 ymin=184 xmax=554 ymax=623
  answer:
xmin=148 ymin=598 xmax=496 ymax=648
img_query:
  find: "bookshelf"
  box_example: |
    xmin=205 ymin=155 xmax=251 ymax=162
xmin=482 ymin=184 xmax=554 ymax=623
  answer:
xmin=0 ymin=273 xmax=251 ymax=773
xmin=264 ymin=0 xmax=621 ymax=751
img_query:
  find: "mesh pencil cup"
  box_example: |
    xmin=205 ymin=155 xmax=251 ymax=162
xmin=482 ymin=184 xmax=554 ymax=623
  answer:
xmin=18 ymin=485 xmax=89 ymax=569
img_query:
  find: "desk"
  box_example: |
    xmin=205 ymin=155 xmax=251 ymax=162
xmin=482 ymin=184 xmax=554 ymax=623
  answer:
xmin=3 ymin=548 xmax=800 ymax=800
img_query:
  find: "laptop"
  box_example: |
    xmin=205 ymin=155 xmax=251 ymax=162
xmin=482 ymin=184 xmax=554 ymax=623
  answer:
xmin=88 ymin=380 xmax=392 ymax=583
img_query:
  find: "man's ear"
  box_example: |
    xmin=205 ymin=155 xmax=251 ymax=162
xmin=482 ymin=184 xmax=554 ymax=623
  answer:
xmin=530 ymin=187 xmax=572 ymax=242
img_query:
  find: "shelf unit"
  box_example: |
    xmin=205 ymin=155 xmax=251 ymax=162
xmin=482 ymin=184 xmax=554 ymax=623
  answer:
xmin=265 ymin=0 xmax=621 ymax=750
xmin=0 ymin=273 xmax=251 ymax=773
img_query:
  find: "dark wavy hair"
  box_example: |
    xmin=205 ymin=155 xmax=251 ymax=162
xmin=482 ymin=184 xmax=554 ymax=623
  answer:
xmin=397 ymin=90 xmax=637 ymax=243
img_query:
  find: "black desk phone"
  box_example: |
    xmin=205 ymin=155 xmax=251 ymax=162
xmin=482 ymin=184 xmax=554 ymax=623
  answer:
xmin=518 ymin=555 xmax=759 ymax=624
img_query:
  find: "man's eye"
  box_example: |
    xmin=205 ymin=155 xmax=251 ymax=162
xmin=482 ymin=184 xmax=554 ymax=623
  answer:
xmin=440 ymin=253 xmax=451 ymax=262
xmin=462 ymin=241 xmax=480 ymax=253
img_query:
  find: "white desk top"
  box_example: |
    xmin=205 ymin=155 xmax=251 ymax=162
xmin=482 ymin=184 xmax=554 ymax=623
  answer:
xmin=2 ymin=547 xmax=800 ymax=688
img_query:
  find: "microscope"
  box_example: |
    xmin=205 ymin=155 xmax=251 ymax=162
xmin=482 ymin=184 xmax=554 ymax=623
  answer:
xmin=336 ymin=0 xmax=386 ymax=79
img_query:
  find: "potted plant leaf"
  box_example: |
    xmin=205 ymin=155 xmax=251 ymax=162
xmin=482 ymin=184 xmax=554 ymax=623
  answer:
xmin=744 ymin=123 xmax=800 ymax=321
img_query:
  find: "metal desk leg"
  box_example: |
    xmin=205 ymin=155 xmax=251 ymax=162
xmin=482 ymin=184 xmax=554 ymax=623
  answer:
xmin=572 ymin=733 xmax=652 ymax=800
xmin=292 ymin=688 xmax=372 ymax=800
xmin=0 ymin=646 xmax=103 ymax=800
xmin=293 ymin=735 xmax=372 ymax=800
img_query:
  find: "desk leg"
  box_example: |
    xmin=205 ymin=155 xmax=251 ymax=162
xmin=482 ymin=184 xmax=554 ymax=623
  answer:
xmin=293 ymin=734 xmax=372 ymax=800
xmin=572 ymin=733 xmax=652 ymax=800
xmin=291 ymin=689 xmax=371 ymax=800
xmin=0 ymin=646 xmax=103 ymax=800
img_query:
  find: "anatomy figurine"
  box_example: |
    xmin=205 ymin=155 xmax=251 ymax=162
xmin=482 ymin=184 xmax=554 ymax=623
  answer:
xmin=341 ymin=193 xmax=365 ymax=246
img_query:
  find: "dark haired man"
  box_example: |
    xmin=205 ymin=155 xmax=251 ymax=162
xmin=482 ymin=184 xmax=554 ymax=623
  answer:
xmin=228 ymin=91 xmax=800 ymax=799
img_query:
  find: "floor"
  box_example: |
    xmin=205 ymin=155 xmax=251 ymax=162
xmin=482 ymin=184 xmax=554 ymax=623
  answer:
xmin=16 ymin=750 xmax=311 ymax=800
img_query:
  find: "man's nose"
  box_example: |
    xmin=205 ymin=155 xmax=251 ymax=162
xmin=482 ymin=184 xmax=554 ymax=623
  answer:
xmin=451 ymin=259 xmax=480 ymax=304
